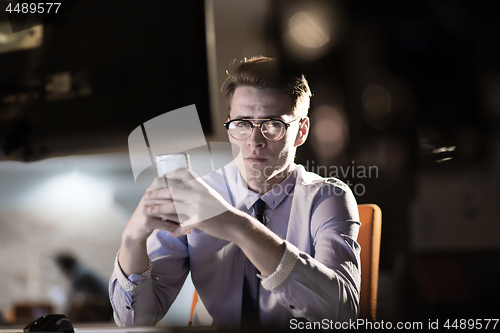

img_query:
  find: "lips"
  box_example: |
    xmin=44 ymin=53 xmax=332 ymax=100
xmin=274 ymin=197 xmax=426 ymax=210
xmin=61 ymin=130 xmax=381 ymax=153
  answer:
xmin=245 ymin=156 xmax=268 ymax=162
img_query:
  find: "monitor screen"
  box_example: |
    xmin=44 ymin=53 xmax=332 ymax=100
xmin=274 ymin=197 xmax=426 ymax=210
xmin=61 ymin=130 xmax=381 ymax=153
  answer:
xmin=0 ymin=0 xmax=212 ymax=161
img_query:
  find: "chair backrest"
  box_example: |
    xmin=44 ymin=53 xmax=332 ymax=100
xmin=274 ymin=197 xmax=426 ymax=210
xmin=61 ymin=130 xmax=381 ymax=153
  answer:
xmin=357 ymin=203 xmax=382 ymax=321
xmin=189 ymin=204 xmax=382 ymax=323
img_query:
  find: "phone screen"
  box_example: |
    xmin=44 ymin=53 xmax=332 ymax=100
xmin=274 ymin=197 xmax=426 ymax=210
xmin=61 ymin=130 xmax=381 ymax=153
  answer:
xmin=155 ymin=153 xmax=190 ymax=177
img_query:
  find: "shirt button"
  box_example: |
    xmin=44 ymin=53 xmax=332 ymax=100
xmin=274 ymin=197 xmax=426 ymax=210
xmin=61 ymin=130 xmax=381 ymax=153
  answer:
xmin=289 ymin=305 xmax=295 ymax=309
xmin=126 ymin=306 xmax=131 ymax=310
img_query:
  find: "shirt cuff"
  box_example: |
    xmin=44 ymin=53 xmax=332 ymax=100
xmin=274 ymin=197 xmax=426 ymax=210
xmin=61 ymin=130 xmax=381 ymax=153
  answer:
xmin=260 ymin=241 xmax=299 ymax=291
xmin=114 ymin=250 xmax=153 ymax=292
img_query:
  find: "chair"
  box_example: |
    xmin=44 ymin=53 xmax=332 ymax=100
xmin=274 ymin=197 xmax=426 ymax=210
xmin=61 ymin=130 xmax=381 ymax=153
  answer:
xmin=357 ymin=203 xmax=382 ymax=321
xmin=189 ymin=204 xmax=382 ymax=323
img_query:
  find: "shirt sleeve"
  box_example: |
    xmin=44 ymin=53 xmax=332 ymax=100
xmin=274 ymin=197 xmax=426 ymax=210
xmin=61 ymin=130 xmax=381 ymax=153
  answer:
xmin=113 ymin=251 xmax=153 ymax=292
xmin=261 ymin=180 xmax=361 ymax=322
xmin=260 ymin=243 xmax=298 ymax=290
xmin=109 ymin=231 xmax=190 ymax=327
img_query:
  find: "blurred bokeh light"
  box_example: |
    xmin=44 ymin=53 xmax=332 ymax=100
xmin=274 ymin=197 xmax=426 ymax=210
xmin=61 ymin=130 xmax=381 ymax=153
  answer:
xmin=310 ymin=105 xmax=349 ymax=160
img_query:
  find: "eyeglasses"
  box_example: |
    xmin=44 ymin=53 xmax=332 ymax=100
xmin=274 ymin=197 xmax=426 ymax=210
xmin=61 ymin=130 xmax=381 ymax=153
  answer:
xmin=223 ymin=118 xmax=301 ymax=141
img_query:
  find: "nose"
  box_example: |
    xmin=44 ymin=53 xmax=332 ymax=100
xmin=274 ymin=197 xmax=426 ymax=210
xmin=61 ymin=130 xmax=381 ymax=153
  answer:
xmin=247 ymin=124 xmax=267 ymax=148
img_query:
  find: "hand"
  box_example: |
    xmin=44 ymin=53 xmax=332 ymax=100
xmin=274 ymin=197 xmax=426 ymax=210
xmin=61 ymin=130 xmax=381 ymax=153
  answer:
xmin=121 ymin=176 xmax=187 ymax=243
xmin=119 ymin=176 xmax=188 ymax=276
xmin=145 ymin=168 xmax=286 ymax=277
xmin=150 ymin=168 xmax=241 ymax=239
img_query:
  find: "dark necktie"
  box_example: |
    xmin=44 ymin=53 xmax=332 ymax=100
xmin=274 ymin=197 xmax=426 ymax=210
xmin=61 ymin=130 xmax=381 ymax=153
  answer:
xmin=241 ymin=199 xmax=266 ymax=327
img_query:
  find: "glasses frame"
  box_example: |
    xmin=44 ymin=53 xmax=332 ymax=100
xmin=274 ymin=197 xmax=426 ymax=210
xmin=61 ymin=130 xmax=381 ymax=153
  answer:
xmin=223 ymin=118 xmax=302 ymax=141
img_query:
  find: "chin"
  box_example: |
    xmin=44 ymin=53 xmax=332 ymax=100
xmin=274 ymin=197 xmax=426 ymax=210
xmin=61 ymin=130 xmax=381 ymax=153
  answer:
xmin=244 ymin=161 xmax=270 ymax=179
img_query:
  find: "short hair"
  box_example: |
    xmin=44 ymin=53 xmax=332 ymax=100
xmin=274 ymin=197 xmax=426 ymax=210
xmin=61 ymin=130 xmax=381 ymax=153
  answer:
xmin=224 ymin=56 xmax=312 ymax=118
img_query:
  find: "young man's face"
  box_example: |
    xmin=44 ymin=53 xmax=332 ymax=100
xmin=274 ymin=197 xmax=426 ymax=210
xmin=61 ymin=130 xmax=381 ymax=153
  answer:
xmin=228 ymin=86 xmax=309 ymax=194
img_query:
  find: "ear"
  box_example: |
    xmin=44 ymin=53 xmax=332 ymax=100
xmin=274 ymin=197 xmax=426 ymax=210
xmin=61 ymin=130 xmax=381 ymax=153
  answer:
xmin=294 ymin=117 xmax=309 ymax=147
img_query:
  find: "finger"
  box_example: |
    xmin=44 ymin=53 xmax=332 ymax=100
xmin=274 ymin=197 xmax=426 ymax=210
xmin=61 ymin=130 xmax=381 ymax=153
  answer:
xmin=168 ymin=185 xmax=194 ymax=202
xmin=147 ymin=177 xmax=168 ymax=190
xmin=142 ymin=198 xmax=172 ymax=206
xmin=158 ymin=214 xmax=181 ymax=223
xmin=170 ymin=200 xmax=207 ymax=221
xmin=147 ymin=183 xmax=194 ymax=201
xmin=145 ymin=187 xmax=194 ymax=214
xmin=169 ymin=223 xmax=196 ymax=238
xmin=146 ymin=217 xmax=181 ymax=233
xmin=165 ymin=167 xmax=199 ymax=183
xmin=146 ymin=187 xmax=174 ymax=201
xmin=157 ymin=214 xmax=190 ymax=224
xmin=147 ymin=203 xmax=178 ymax=217
xmin=182 ymin=167 xmax=200 ymax=180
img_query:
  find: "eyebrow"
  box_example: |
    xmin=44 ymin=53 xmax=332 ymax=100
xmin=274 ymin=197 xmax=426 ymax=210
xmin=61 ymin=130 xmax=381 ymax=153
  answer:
xmin=232 ymin=115 xmax=286 ymax=120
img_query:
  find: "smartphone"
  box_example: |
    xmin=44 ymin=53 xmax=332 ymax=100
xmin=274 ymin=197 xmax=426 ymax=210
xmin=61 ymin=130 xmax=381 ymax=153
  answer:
xmin=155 ymin=153 xmax=191 ymax=177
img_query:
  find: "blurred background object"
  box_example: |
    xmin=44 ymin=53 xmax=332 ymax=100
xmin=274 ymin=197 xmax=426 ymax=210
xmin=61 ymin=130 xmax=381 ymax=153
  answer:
xmin=10 ymin=303 xmax=52 ymax=326
xmin=1 ymin=0 xmax=500 ymax=327
xmin=0 ymin=0 xmax=214 ymax=162
xmin=54 ymin=253 xmax=112 ymax=323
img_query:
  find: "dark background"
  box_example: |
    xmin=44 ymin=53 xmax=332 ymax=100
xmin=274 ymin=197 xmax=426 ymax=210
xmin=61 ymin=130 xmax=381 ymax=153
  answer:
xmin=278 ymin=0 xmax=500 ymax=322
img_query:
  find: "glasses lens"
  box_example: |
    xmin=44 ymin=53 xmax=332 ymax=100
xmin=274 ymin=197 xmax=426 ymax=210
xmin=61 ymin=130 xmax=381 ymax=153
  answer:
xmin=261 ymin=120 xmax=285 ymax=140
xmin=228 ymin=120 xmax=252 ymax=140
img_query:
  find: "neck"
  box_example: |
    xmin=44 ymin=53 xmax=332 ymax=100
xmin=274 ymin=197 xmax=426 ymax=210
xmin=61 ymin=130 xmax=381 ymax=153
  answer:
xmin=246 ymin=164 xmax=293 ymax=194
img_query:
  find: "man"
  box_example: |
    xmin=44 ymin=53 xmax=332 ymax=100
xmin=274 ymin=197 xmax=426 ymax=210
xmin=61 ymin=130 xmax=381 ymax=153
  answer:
xmin=55 ymin=253 xmax=112 ymax=322
xmin=109 ymin=57 xmax=361 ymax=329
